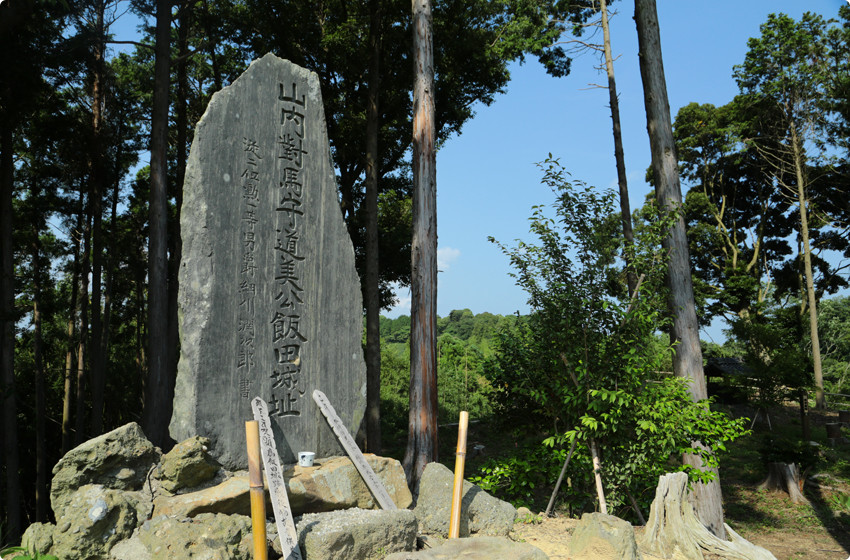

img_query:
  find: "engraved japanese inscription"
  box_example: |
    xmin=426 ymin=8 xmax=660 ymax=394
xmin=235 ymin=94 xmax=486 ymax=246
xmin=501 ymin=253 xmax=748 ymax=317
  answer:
xmin=170 ymin=54 xmax=367 ymax=469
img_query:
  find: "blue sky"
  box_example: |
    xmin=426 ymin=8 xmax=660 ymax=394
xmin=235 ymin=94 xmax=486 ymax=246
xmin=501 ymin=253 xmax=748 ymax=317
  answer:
xmin=110 ymin=2 xmax=847 ymax=341
xmin=383 ymin=0 xmax=848 ymax=343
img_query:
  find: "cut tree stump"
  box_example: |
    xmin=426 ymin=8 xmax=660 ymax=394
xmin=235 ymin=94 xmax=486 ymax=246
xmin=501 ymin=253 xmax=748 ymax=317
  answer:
xmin=826 ymin=423 xmax=848 ymax=446
xmin=640 ymin=472 xmax=776 ymax=560
xmin=758 ymin=462 xmax=808 ymax=505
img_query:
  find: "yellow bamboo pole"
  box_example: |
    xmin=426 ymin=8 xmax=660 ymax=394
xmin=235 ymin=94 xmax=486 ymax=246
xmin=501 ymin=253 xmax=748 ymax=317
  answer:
xmin=448 ymin=410 xmax=469 ymax=539
xmin=246 ymin=420 xmax=268 ymax=560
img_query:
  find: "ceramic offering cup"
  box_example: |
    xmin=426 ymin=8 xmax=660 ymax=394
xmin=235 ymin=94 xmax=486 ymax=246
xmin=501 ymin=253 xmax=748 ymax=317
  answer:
xmin=298 ymin=451 xmax=316 ymax=467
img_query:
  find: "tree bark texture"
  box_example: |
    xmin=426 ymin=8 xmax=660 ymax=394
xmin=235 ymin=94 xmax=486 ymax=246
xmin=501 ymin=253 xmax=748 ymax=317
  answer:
xmin=758 ymin=462 xmax=808 ymax=504
xmin=167 ymin=3 xmax=190 ymax=421
xmin=589 ymin=438 xmax=608 ymax=514
xmin=89 ymin=0 xmax=107 ymax=436
xmin=143 ymin=0 xmax=173 ymax=448
xmin=75 ymin=204 xmax=91 ymax=445
xmin=403 ymin=0 xmax=438 ymax=490
xmin=365 ymin=0 xmax=383 ymax=454
xmin=31 ymin=231 xmax=48 ymax=522
xmin=634 ymin=0 xmax=725 ymax=539
xmin=0 ymin=89 xmax=21 ymax=544
xmin=599 ymin=0 xmax=637 ymax=297
xmin=790 ymin=124 xmax=825 ymax=410
xmin=62 ymin=200 xmax=82 ymax=453
xmin=641 ymin=472 xmax=777 ymax=560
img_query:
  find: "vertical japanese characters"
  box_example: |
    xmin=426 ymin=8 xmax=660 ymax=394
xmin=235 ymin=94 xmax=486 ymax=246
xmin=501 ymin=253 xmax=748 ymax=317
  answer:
xmin=237 ymin=137 xmax=261 ymax=399
xmin=269 ymin=82 xmax=309 ymax=417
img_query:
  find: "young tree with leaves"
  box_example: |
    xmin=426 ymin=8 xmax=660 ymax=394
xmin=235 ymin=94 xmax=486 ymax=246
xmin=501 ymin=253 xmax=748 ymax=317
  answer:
xmin=488 ymin=159 xmax=747 ymax=520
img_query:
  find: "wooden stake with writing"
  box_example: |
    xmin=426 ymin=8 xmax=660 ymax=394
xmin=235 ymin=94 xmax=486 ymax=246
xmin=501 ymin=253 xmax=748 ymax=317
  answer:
xmin=245 ymin=421 xmax=268 ymax=560
xmin=312 ymin=390 xmax=397 ymax=510
xmin=251 ymin=398 xmax=303 ymax=560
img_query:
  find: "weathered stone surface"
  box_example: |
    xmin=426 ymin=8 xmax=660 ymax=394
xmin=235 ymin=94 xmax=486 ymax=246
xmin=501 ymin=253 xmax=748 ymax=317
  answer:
xmin=153 ymin=475 xmax=256 ymax=518
xmin=414 ymin=462 xmax=516 ymax=537
xmin=287 ymin=455 xmax=412 ymax=512
xmin=21 ymin=522 xmax=54 ymax=557
xmin=383 ymin=536 xmax=548 ymax=560
xmin=50 ymin=484 xmax=146 ymax=560
xmin=157 ymin=435 xmax=221 ymax=492
xmin=170 ymin=52 xmax=366 ymax=470
xmin=51 ymin=422 xmax=160 ymax=518
xmin=154 ymin=455 xmax=410 ymax=518
xmin=136 ymin=513 xmax=253 ymax=559
xmin=567 ymin=513 xmax=641 ymax=560
xmin=295 ymin=508 xmax=417 ymax=559
xmin=109 ymin=536 xmax=152 ymax=560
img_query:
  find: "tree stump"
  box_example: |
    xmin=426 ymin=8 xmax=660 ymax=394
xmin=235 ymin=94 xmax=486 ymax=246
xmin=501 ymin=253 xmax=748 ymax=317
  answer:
xmin=826 ymin=422 xmax=847 ymax=446
xmin=640 ymin=472 xmax=777 ymax=560
xmin=758 ymin=463 xmax=808 ymax=504
xmin=827 ymin=423 xmax=843 ymax=438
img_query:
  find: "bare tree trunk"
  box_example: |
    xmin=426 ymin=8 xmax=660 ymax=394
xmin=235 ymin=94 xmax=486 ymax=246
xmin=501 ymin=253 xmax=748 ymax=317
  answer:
xmin=167 ymin=1 xmax=189 ymax=418
xmin=89 ymin=0 xmax=107 ymax=436
xmin=403 ymin=0 xmax=438 ymax=490
xmin=599 ymin=0 xmax=637 ymax=297
xmin=31 ymin=232 xmax=48 ymax=522
xmin=364 ymin=0 xmax=383 ymax=454
xmin=75 ymin=205 xmax=92 ymax=445
xmin=634 ymin=0 xmax=725 ymax=539
xmin=143 ymin=0 xmax=173 ymax=448
xmin=0 ymin=97 xmax=21 ymax=544
xmin=589 ymin=438 xmax=608 ymax=514
xmin=99 ymin=169 xmax=122 ymax=419
xmin=790 ymin=124 xmax=824 ymax=410
xmin=63 ymin=196 xmax=82 ymax=453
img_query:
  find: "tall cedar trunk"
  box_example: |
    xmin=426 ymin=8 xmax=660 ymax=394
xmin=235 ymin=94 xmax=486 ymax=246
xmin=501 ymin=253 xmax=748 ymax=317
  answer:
xmin=167 ymin=2 xmax=189 ymax=409
xmin=63 ymin=199 xmax=83 ymax=453
xmin=634 ymin=0 xmax=726 ymax=539
xmin=136 ymin=265 xmax=147 ymax=407
xmin=89 ymin=0 xmax=107 ymax=435
xmin=790 ymin=123 xmax=824 ymax=409
xmin=99 ymin=163 xmax=122 ymax=409
xmin=75 ymin=205 xmax=92 ymax=445
xmin=143 ymin=0 xmax=172 ymax=447
xmin=599 ymin=0 xmax=637 ymax=297
xmin=365 ymin=0 xmax=383 ymax=454
xmin=0 ymin=89 xmax=21 ymax=544
xmin=403 ymin=0 xmax=438 ymax=490
xmin=31 ymin=233 xmax=47 ymax=522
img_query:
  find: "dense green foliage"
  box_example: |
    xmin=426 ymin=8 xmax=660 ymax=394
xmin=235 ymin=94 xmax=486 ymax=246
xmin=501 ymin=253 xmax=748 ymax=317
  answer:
xmin=377 ymin=309 xmax=515 ymax=452
xmin=482 ymin=159 xmax=749 ymax=516
xmin=1 ymin=0 xmax=593 ymax=532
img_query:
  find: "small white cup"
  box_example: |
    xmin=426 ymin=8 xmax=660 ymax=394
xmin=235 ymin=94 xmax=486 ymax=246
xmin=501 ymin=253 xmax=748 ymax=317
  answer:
xmin=298 ymin=451 xmax=316 ymax=467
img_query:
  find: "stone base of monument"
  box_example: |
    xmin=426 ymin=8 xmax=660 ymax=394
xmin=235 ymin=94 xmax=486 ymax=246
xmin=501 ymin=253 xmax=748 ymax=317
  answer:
xmin=23 ymin=423 xmax=524 ymax=560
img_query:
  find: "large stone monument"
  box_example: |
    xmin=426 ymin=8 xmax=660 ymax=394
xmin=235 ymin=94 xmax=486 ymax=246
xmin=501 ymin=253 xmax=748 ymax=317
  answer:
xmin=170 ymin=53 xmax=366 ymax=469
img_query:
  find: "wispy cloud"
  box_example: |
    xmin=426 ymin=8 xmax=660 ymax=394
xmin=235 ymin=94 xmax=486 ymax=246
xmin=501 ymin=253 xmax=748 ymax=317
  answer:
xmin=438 ymin=247 xmax=461 ymax=271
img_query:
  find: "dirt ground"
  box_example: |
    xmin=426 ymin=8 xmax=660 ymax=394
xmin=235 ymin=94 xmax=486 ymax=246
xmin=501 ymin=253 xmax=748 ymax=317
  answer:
xmin=509 ymin=513 xmax=850 ymax=560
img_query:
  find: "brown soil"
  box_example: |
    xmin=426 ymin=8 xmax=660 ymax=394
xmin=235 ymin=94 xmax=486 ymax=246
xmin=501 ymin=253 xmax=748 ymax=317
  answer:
xmin=511 ymin=491 xmax=850 ymax=560
xmin=510 ymin=506 xmax=850 ymax=560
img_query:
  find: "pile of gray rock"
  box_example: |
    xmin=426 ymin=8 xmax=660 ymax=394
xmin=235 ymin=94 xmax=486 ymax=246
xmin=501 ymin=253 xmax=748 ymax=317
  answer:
xmin=21 ymin=422 xmax=542 ymax=560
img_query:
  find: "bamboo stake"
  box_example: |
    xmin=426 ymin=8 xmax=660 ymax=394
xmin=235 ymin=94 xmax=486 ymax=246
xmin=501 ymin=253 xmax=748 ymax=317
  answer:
xmin=246 ymin=420 xmax=268 ymax=560
xmin=448 ymin=411 xmax=469 ymax=539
